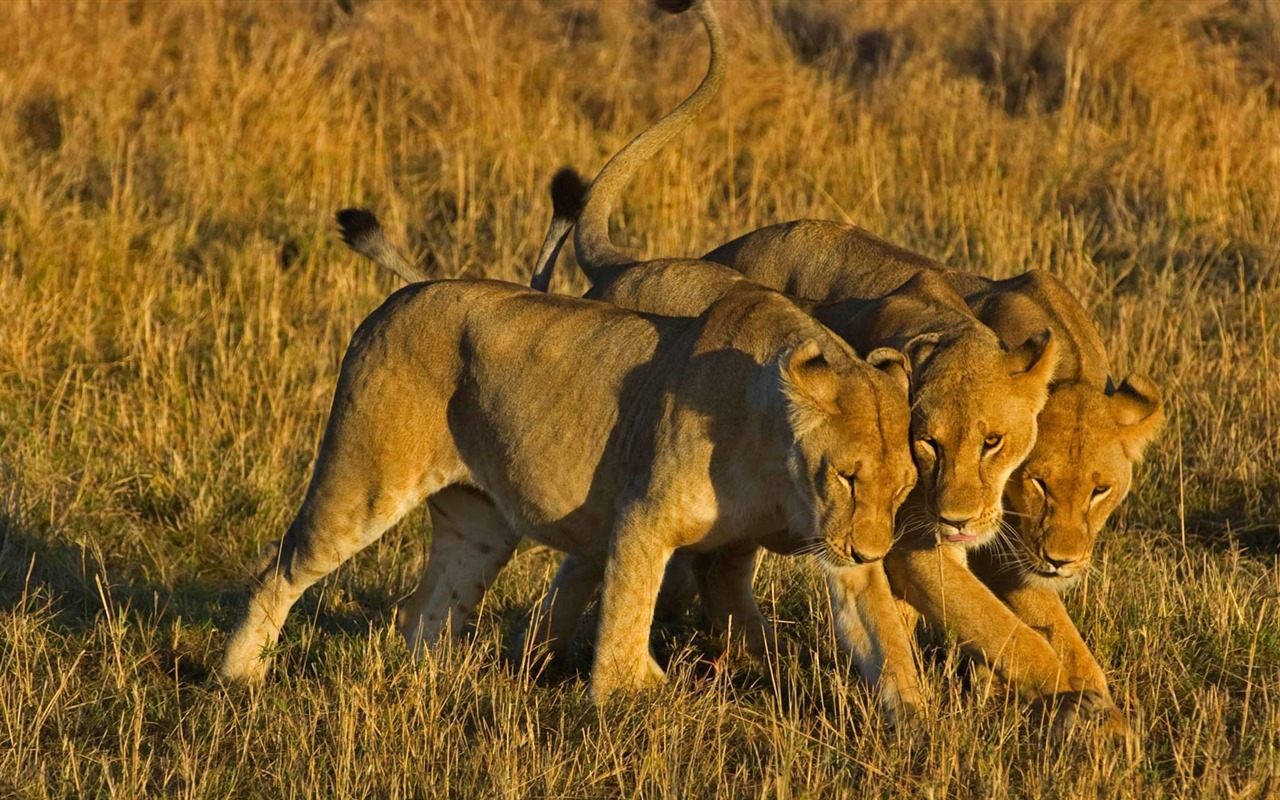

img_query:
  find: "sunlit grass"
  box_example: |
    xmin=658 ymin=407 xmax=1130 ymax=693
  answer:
xmin=0 ymin=0 xmax=1276 ymax=796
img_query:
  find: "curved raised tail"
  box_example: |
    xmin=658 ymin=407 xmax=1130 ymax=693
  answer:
xmin=335 ymin=208 xmax=430 ymax=283
xmin=569 ymin=0 xmax=726 ymax=284
xmin=529 ymin=168 xmax=590 ymax=292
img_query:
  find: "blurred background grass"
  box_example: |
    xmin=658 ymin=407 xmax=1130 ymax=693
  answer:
xmin=0 ymin=1 xmax=1277 ymax=796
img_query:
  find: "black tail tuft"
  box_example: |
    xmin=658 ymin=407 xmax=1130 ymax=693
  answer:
xmin=654 ymin=0 xmax=695 ymax=14
xmin=549 ymin=167 xmax=590 ymax=220
xmin=335 ymin=208 xmax=379 ymax=247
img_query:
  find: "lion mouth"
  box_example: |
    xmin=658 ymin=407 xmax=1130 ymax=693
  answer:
xmin=936 ymin=519 xmax=997 ymax=547
xmin=1030 ymin=564 xmax=1082 ymax=583
xmin=818 ymin=547 xmax=865 ymax=568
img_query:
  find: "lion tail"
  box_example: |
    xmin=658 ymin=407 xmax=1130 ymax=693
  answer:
xmin=335 ymin=208 xmax=431 ymax=284
xmin=571 ymin=0 xmax=726 ymax=283
xmin=529 ymin=167 xmax=590 ymax=291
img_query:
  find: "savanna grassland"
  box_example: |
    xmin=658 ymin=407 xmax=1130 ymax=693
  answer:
xmin=1 ymin=0 xmax=1278 ymax=796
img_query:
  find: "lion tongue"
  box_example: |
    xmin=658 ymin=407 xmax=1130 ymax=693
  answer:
xmin=944 ymin=532 xmax=976 ymax=543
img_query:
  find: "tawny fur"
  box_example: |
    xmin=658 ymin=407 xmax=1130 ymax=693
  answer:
xmin=337 ymin=0 xmax=1161 ymax=732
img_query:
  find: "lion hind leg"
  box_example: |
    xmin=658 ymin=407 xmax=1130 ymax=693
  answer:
xmin=400 ymin=487 xmax=521 ymax=656
xmin=219 ymin=484 xmax=426 ymax=682
xmin=653 ymin=553 xmax=698 ymax=623
xmin=219 ymin=410 xmax=456 ymax=682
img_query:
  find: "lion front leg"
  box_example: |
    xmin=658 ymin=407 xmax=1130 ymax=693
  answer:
xmin=994 ymin=583 xmax=1130 ymax=738
xmin=590 ymin=507 xmax=675 ymax=702
xmin=886 ymin=544 xmax=1119 ymax=735
xmin=995 ymin=584 xmax=1111 ymax=697
xmin=825 ymin=561 xmax=925 ymax=729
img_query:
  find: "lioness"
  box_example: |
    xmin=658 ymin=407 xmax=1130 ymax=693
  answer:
xmin=913 ymin=264 xmax=1164 ymax=707
xmin=691 ymin=222 xmax=1164 ymax=723
xmin=345 ymin=210 xmax=934 ymax=723
xmin=218 ymin=275 xmax=917 ymax=701
xmin=538 ymin=190 xmax=1164 ymax=731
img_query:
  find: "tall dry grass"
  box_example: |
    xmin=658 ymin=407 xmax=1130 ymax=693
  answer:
xmin=0 ymin=0 xmax=1277 ymax=796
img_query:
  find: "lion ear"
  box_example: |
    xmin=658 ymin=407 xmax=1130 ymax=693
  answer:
xmin=1111 ymin=373 xmax=1164 ymax=461
xmin=901 ymin=332 xmax=942 ymax=368
xmin=781 ymin=339 xmax=839 ymax=414
xmin=1005 ymin=329 xmax=1058 ymax=379
xmin=865 ymin=347 xmax=911 ymax=399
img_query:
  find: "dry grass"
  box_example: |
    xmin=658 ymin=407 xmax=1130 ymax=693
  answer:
xmin=1 ymin=0 xmax=1277 ymax=796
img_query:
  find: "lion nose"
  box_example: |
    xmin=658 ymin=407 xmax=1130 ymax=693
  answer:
xmin=1041 ymin=549 xmax=1078 ymax=569
xmin=939 ymin=514 xmax=973 ymax=530
xmin=850 ymin=545 xmax=887 ymax=564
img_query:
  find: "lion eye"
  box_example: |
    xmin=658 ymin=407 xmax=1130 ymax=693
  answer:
xmin=983 ymin=434 xmax=1003 ymax=451
xmin=1091 ymin=485 xmax=1112 ymax=500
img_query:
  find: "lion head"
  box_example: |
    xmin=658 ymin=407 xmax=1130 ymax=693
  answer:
xmin=779 ymin=340 xmax=917 ymax=565
xmin=1003 ymin=375 xmax=1164 ymax=588
xmin=902 ymin=328 xmax=1059 ymax=549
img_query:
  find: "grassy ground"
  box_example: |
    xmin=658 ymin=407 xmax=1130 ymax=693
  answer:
xmin=1 ymin=0 xmax=1278 ymax=796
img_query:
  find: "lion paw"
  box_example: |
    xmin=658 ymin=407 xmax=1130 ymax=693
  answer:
xmin=1040 ymin=689 xmax=1131 ymax=743
xmin=746 ymin=630 xmax=796 ymax=664
xmin=885 ymin=695 xmax=925 ymax=738
xmin=589 ymin=654 xmax=666 ymax=702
